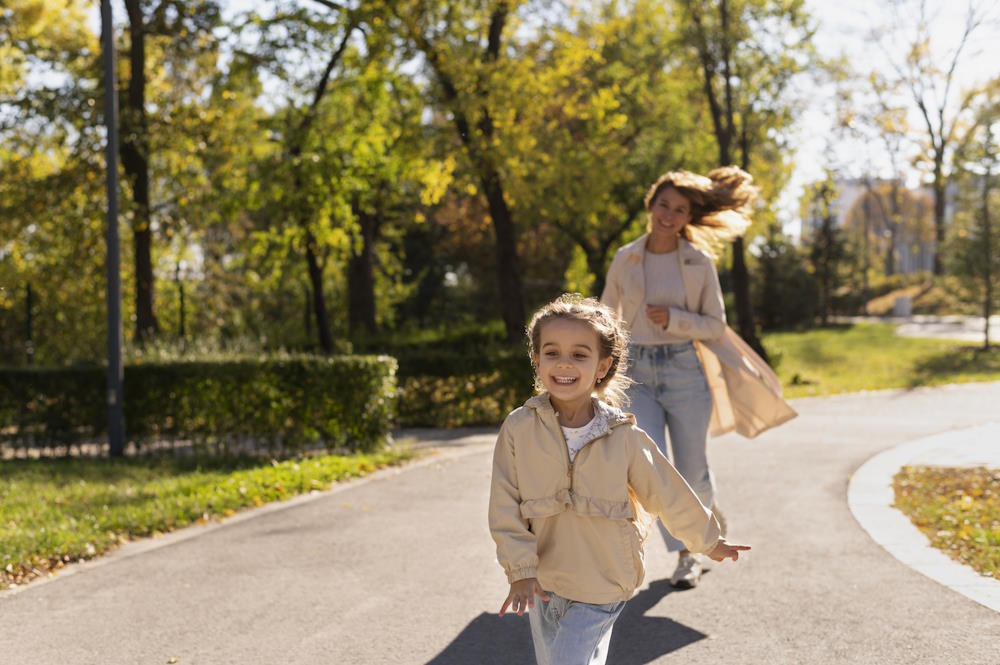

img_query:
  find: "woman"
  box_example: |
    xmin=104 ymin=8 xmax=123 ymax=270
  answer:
xmin=601 ymin=166 xmax=795 ymax=589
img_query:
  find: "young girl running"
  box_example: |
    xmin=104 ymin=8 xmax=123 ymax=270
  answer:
xmin=489 ymin=294 xmax=749 ymax=665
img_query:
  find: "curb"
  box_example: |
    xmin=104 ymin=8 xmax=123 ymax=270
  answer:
xmin=847 ymin=423 xmax=1000 ymax=613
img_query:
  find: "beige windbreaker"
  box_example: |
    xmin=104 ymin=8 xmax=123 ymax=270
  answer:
xmin=602 ymin=233 xmax=797 ymax=438
xmin=488 ymin=394 xmax=722 ymax=604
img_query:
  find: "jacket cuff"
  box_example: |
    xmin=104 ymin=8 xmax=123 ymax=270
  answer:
xmin=506 ymin=566 xmax=538 ymax=584
xmin=689 ymin=515 xmax=723 ymax=555
xmin=666 ymin=307 xmax=693 ymax=336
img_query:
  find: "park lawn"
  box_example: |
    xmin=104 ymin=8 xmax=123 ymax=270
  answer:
xmin=0 ymin=446 xmax=415 ymax=590
xmin=893 ymin=466 xmax=1000 ymax=580
xmin=763 ymin=323 xmax=1000 ymax=399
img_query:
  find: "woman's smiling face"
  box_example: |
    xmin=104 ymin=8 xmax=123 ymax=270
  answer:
xmin=649 ymin=186 xmax=693 ymax=243
xmin=533 ymin=318 xmax=612 ymax=408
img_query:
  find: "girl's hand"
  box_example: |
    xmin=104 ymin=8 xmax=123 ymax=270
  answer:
xmin=645 ymin=305 xmax=671 ymax=329
xmin=706 ymin=538 xmax=751 ymax=562
xmin=499 ymin=578 xmax=550 ymax=617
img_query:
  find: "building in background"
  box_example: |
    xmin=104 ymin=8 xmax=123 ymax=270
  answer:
xmin=804 ymin=177 xmax=944 ymax=275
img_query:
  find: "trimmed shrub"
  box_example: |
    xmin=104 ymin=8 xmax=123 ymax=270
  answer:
xmin=0 ymin=356 xmax=396 ymax=455
xmin=395 ymin=350 xmax=535 ymax=427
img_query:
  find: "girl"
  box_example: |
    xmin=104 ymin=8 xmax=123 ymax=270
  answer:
xmin=488 ymin=294 xmax=749 ymax=665
xmin=601 ymin=167 xmax=794 ymax=590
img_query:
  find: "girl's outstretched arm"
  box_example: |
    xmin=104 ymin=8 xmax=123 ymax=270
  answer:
xmin=706 ymin=539 xmax=751 ymax=562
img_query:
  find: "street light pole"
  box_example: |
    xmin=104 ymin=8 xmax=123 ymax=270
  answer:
xmin=101 ymin=0 xmax=125 ymax=456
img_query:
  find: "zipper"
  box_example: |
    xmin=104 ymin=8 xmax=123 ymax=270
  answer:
xmin=553 ymin=412 xmax=575 ymax=492
xmin=551 ymin=407 xmax=619 ymax=494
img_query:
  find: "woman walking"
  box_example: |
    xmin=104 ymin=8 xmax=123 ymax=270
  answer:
xmin=601 ymin=166 xmax=795 ymax=589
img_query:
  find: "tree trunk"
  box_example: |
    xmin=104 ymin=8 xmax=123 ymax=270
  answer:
xmin=932 ymin=156 xmax=946 ymax=275
xmin=861 ymin=180 xmax=872 ymax=314
xmin=588 ymin=250 xmax=608 ymax=299
xmin=304 ymin=230 xmax=334 ymax=353
xmin=885 ymin=182 xmax=900 ymax=276
xmin=121 ymin=0 xmax=158 ymax=342
xmin=983 ymin=161 xmax=993 ymax=350
xmin=480 ymin=168 xmax=525 ymax=342
xmin=407 ymin=7 xmax=525 ymax=342
xmin=733 ymin=153 xmax=767 ymax=360
xmin=304 ymin=284 xmax=312 ymax=343
xmin=732 ymin=236 xmax=768 ymax=360
xmin=348 ymin=207 xmax=378 ymax=336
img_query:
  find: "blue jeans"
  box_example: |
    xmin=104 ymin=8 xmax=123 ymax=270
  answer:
xmin=528 ymin=591 xmax=626 ymax=665
xmin=626 ymin=341 xmax=715 ymax=552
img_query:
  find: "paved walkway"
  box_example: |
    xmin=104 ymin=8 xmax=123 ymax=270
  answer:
xmin=839 ymin=314 xmax=999 ymax=344
xmin=2 ymin=382 xmax=1000 ymax=664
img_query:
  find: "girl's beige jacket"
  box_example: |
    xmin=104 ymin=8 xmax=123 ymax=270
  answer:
xmin=488 ymin=394 xmax=722 ymax=604
xmin=602 ymin=233 xmax=797 ymax=438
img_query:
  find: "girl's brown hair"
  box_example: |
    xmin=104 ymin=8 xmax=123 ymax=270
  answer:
xmin=526 ymin=294 xmax=632 ymax=407
xmin=644 ymin=165 xmax=758 ymax=258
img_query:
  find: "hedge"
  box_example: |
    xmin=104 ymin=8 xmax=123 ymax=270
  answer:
xmin=394 ymin=348 xmax=536 ymax=427
xmin=0 ymin=356 xmax=396 ymax=455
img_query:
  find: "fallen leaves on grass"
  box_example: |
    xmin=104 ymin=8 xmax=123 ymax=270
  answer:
xmin=893 ymin=465 xmax=1000 ymax=580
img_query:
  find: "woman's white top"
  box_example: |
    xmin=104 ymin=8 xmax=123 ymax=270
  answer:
xmin=630 ymin=249 xmax=688 ymax=345
xmin=560 ymin=414 xmax=599 ymax=462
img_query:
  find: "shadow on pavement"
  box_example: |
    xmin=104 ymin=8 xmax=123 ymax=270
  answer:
xmin=608 ymin=579 xmax=706 ymax=663
xmin=426 ymin=579 xmax=705 ymax=664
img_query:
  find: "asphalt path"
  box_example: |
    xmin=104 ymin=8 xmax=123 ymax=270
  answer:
xmin=838 ymin=314 xmax=1000 ymax=344
xmin=2 ymin=382 xmax=999 ymax=664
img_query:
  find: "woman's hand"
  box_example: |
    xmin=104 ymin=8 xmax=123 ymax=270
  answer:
xmin=499 ymin=578 xmax=550 ymax=616
xmin=645 ymin=305 xmax=671 ymax=329
xmin=706 ymin=538 xmax=751 ymax=562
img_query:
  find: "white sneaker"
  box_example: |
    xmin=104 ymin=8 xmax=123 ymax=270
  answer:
xmin=670 ymin=552 xmax=702 ymax=589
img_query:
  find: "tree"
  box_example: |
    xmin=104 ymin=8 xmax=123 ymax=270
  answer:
xmin=802 ymin=171 xmax=847 ymax=326
xmin=510 ymin=1 xmax=716 ymax=298
xmin=0 ymin=0 xmax=110 ymax=364
xmin=753 ymin=223 xmax=817 ymax=329
xmin=390 ymin=1 xmax=528 ymax=342
xmin=949 ymin=83 xmax=1000 ymax=349
xmin=119 ymin=0 xmax=222 ymax=342
xmin=233 ymin=1 xmax=363 ymax=352
xmin=674 ymin=0 xmax=816 ymax=360
xmin=326 ymin=53 xmax=452 ymax=336
xmin=873 ymin=0 xmax=992 ymax=275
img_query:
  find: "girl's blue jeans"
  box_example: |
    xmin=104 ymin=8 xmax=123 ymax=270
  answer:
xmin=625 ymin=341 xmax=715 ymax=552
xmin=528 ymin=591 xmax=626 ymax=665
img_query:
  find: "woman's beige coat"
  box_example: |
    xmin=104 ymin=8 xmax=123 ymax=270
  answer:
xmin=488 ymin=395 xmax=722 ymax=604
xmin=601 ymin=233 xmax=797 ymax=438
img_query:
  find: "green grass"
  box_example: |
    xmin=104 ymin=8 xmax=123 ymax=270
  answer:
xmin=763 ymin=323 xmax=1000 ymax=399
xmin=0 ymin=446 xmax=415 ymax=589
xmin=893 ymin=466 xmax=1000 ymax=580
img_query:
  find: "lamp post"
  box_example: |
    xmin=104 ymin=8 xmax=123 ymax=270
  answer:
xmin=101 ymin=0 xmax=125 ymax=456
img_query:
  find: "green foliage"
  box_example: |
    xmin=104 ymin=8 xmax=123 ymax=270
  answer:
xmin=398 ymin=365 xmax=535 ymax=427
xmin=946 ymin=87 xmax=1000 ymax=345
xmin=0 ymin=356 xmax=396 ymax=454
xmin=802 ymin=171 xmax=851 ymax=324
xmin=350 ymin=319 xmax=534 ymax=427
xmin=752 ymin=223 xmax=817 ymax=329
xmin=0 ymin=445 xmax=415 ymax=589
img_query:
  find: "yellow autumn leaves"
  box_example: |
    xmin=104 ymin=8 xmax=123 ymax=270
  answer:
xmin=894 ymin=465 xmax=1000 ymax=579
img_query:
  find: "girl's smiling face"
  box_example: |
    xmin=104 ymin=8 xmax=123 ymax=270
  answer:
xmin=533 ymin=318 xmax=613 ymax=410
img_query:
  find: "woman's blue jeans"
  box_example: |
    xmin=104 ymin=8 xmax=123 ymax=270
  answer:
xmin=625 ymin=341 xmax=715 ymax=552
